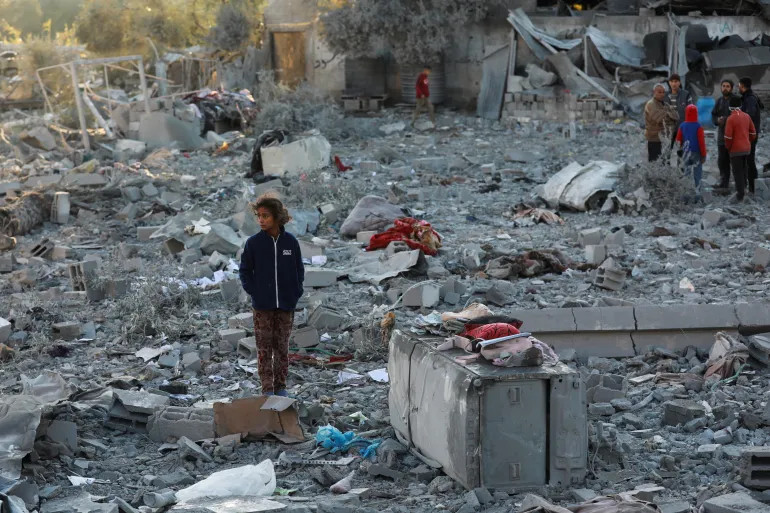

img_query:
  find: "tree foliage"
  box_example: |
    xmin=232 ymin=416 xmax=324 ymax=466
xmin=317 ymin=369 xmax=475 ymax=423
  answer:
xmin=321 ymin=0 xmax=504 ymax=65
xmin=208 ymin=1 xmax=257 ymax=52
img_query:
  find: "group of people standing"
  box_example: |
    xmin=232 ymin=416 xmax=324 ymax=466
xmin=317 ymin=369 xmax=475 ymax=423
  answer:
xmin=644 ymin=74 xmax=762 ymax=203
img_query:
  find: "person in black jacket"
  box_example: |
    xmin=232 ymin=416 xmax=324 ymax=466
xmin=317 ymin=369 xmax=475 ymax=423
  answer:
xmin=712 ymin=80 xmax=735 ymax=191
xmin=739 ymin=77 xmax=762 ymax=194
xmin=239 ymin=195 xmax=304 ymax=397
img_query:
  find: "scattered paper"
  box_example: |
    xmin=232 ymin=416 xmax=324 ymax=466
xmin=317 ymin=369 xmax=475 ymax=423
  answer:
xmin=68 ymin=476 xmax=96 ymax=486
xmin=367 ymin=368 xmax=389 ymax=383
xmin=679 ymin=277 xmax=695 ymax=292
xmin=311 ymin=255 xmax=328 ymax=266
xmin=337 ymin=371 xmax=364 ymax=385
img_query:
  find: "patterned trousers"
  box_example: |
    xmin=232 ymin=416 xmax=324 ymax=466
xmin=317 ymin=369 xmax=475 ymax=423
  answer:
xmin=252 ymin=309 xmax=294 ymax=394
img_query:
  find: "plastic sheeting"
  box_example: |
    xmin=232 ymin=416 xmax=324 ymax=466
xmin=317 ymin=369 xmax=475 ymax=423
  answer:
xmin=175 ymin=461 xmax=277 ymax=503
xmin=543 ymin=161 xmax=625 ymax=211
xmin=507 ymin=8 xmax=580 ymax=61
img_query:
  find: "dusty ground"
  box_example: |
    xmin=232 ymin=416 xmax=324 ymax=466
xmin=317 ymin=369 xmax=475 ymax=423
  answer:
xmin=1 ymin=105 xmax=770 ymax=513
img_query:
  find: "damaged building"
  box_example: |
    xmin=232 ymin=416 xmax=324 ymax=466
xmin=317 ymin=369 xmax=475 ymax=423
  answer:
xmin=1 ymin=1 xmax=770 ymax=513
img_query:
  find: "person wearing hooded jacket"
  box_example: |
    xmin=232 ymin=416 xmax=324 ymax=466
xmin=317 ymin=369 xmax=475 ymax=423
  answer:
xmin=739 ymin=77 xmax=763 ymax=194
xmin=675 ymin=104 xmax=707 ymax=195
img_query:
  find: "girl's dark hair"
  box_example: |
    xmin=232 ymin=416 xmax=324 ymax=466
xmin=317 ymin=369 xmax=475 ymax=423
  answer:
xmin=251 ymin=194 xmax=290 ymax=226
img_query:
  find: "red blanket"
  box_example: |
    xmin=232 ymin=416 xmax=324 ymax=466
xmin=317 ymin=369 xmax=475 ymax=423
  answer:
xmin=366 ymin=217 xmax=442 ymax=256
xmin=460 ymin=322 xmax=522 ymax=340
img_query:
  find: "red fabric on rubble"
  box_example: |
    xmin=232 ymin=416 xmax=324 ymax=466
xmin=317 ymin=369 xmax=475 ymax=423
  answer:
xmin=365 ymin=217 xmax=441 ymax=256
xmin=334 ymin=155 xmax=352 ymax=172
xmin=459 ymin=322 xmax=521 ymax=340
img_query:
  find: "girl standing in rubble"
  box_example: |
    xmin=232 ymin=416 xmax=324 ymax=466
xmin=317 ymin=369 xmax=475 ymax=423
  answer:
xmin=239 ymin=194 xmax=304 ymax=397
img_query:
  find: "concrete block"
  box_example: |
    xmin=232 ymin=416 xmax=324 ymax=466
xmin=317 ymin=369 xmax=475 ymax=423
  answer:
xmin=238 ymin=338 xmax=257 ymax=360
xmin=356 ymin=231 xmax=377 ymax=244
xmin=701 ymin=209 xmax=724 ymax=229
xmin=412 ymin=157 xmax=446 ymax=171
xmin=634 ymin=304 xmax=738 ymax=331
xmin=228 ymin=313 xmax=252 ymax=330
xmin=137 ymin=226 xmax=161 ymax=241
xmin=31 ymin=238 xmax=54 ymax=259
xmin=291 ymin=327 xmax=319 ymax=348
xmin=162 ymin=238 xmax=185 ymax=255
xmin=21 ymin=126 xmax=56 ymax=150
xmin=147 ymin=406 xmax=215 ymax=442
xmin=209 ymin=251 xmax=229 ymax=270
xmin=114 ymin=139 xmax=147 ymax=162
xmin=51 ymin=191 xmax=70 ymax=224
xmin=658 ymin=502 xmax=692 ymax=513
xmin=46 ymin=419 xmax=78 ymax=451
xmin=305 ymin=269 xmax=340 ymax=288
xmin=402 ymin=282 xmax=440 ymax=308
xmin=200 ymin=223 xmax=242 ymax=255
xmin=299 ymin=240 xmax=324 ymax=259
xmin=158 ymin=353 xmax=180 ymax=368
xmin=0 ymin=317 xmax=10 ymax=343
xmin=231 ymin=210 xmax=259 ymax=237
xmin=219 ymin=328 xmax=246 ymax=346
xmin=736 ymin=303 xmax=770 ymax=334
xmin=262 ymin=136 xmax=331 ymax=177
xmin=52 ymin=321 xmax=81 ymax=340
xmin=752 ymin=246 xmax=770 ymax=268
xmin=593 ymin=261 xmax=626 ymax=291
xmin=308 ymin=306 xmax=344 ymax=330
xmin=182 ymin=352 xmax=201 ymax=372
xmin=121 ymin=186 xmax=142 ymax=202
xmin=444 ymin=291 xmax=461 ymax=305
xmin=604 ymin=229 xmax=624 ymax=246
xmin=62 ymin=173 xmax=108 ymax=187
xmin=578 ymin=228 xmax=603 ymax=247
xmin=584 ymin=245 xmax=607 ymax=266
xmin=319 ymin=203 xmax=338 ymax=224
xmin=573 ymin=307 xmax=635 ymax=331
xmin=702 ymin=492 xmax=768 ymax=513
xmin=220 ymin=279 xmax=241 ymax=302
xmin=0 ymin=252 xmax=13 ymax=273
xmin=507 ymin=308 xmax=576 ymax=333
xmin=663 ymin=399 xmax=706 ymax=426
xmin=178 ymin=248 xmax=202 ymax=264
xmin=741 ymin=446 xmax=770 ymax=489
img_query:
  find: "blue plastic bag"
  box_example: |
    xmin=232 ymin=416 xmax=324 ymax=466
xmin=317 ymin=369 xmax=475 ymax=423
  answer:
xmin=315 ymin=425 xmax=381 ymax=459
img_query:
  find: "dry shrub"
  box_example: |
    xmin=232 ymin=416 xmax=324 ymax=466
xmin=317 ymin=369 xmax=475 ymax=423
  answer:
xmin=209 ymin=1 xmax=254 ymax=52
xmin=20 ymin=37 xmax=77 ymax=102
xmin=620 ymin=142 xmax=695 ymax=213
xmin=114 ymin=275 xmax=201 ymax=338
xmin=252 ymin=70 xmax=345 ymax=138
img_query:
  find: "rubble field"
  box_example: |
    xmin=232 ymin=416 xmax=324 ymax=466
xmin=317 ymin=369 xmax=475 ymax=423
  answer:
xmin=1 ymin=104 xmax=770 ymax=513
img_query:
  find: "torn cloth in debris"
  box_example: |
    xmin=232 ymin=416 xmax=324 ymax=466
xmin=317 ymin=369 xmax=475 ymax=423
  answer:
xmin=705 ymin=332 xmax=749 ymax=380
xmin=366 ymin=218 xmax=442 ymax=256
xmin=459 ymin=322 xmax=522 ymax=340
xmin=485 ymin=250 xmax=570 ymax=280
xmin=513 ymin=206 xmax=564 ymax=226
xmin=439 ymin=334 xmax=558 ymax=368
xmin=315 ymin=425 xmax=381 ymax=459
xmin=519 ymin=493 xmax=660 ymax=513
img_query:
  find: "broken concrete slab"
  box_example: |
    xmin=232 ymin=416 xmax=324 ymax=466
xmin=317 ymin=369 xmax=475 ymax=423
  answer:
xmin=304 ymin=269 xmax=340 ymax=288
xmin=138 ymin=112 xmax=206 ymax=151
xmin=702 ymin=492 xmax=768 ymax=513
xmin=46 ymin=420 xmax=78 ymax=452
xmin=291 ymin=327 xmax=320 ymax=348
xmin=199 ymin=224 xmax=242 ymax=255
xmin=261 ymin=135 xmax=331 ymax=177
xmin=21 ymin=126 xmax=56 ymax=151
xmin=113 ymin=139 xmax=147 ymax=162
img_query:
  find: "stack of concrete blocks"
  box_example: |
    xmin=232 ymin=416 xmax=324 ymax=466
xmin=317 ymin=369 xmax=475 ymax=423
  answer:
xmin=341 ymin=94 xmax=388 ymax=112
xmin=107 ymin=389 xmax=170 ymax=433
xmin=147 ymin=406 xmax=215 ymax=442
xmin=503 ymin=92 xmax=624 ymax=124
xmin=579 ymin=228 xmax=624 ymax=267
xmin=593 ymin=258 xmax=626 ymax=291
xmin=506 ymin=303 xmax=770 ymax=358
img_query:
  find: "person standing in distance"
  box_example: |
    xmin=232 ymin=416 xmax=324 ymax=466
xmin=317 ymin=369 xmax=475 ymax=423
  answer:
xmin=412 ymin=65 xmax=435 ymax=127
xmin=644 ymin=83 xmax=679 ymax=162
xmin=739 ymin=77 xmax=763 ymax=195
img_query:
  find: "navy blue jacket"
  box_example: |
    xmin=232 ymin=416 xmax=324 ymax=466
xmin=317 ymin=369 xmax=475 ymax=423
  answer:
xmin=239 ymin=228 xmax=304 ymax=311
xmin=741 ymin=90 xmax=762 ymax=135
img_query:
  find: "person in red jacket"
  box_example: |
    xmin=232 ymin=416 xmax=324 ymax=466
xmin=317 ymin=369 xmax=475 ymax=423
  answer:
xmin=675 ymin=104 xmax=707 ymax=198
xmin=411 ymin=66 xmax=435 ymax=127
xmin=724 ymin=95 xmax=758 ymax=202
